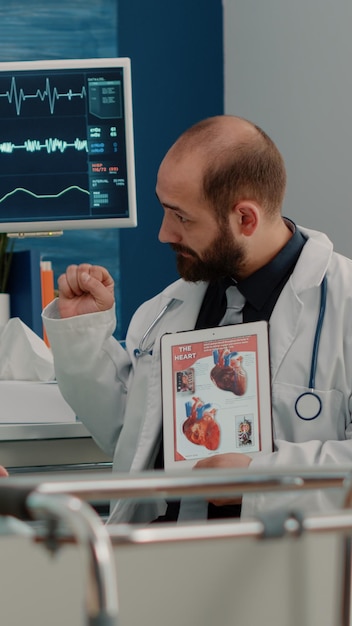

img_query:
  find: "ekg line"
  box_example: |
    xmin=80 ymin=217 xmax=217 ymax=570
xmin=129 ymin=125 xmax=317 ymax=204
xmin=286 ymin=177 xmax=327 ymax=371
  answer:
xmin=0 ymin=185 xmax=90 ymax=204
xmin=0 ymin=77 xmax=87 ymax=116
xmin=0 ymin=137 xmax=88 ymax=154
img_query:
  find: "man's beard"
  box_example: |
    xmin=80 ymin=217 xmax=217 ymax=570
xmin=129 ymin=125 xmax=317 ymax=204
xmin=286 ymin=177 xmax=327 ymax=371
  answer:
xmin=171 ymin=223 xmax=246 ymax=282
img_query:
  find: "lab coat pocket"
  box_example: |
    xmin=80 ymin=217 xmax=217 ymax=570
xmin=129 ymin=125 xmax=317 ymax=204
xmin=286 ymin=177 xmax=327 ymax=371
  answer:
xmin=272 ymin=382 xmax=344 ymax=443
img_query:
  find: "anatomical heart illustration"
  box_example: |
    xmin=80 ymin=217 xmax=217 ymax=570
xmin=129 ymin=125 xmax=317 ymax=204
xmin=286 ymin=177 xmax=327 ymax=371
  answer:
xmin=211 ymin=348 xmax=247 ymax=396
xmin=182 ymin=397 xmax=220 ymax=450
xmin=162 ymin=323 xmax=272 ymax=467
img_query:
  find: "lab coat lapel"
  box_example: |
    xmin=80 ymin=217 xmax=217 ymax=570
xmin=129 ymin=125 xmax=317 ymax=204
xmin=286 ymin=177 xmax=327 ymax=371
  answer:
xmin=269 ymin=232 xmax=331 ymax=381
xmin=129 ymin=280 xmax=208 ymax=472
xmin=269 ymin=281 xmax=303 ymax=381
xmin=159 ymin=279 xmax=209 ymax=333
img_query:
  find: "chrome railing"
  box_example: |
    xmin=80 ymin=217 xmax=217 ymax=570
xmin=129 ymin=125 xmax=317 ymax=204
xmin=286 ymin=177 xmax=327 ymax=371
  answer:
xmin=22 ymin=464 xmax=352 ymax=502
xmin=2 ymin=465 xmax=352 ymax=625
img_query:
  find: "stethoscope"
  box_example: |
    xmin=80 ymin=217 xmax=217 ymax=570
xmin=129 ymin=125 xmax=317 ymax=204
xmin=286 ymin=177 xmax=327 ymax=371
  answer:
xmin=294 ymin=275 xmax=327 ymax=421
xmin=133 ymin=299 xmax=177 ymax=358
xmin=133 ymin=277 xmax=328 ymax=422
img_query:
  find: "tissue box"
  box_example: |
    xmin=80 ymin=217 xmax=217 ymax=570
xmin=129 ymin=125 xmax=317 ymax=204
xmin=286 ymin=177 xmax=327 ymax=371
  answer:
xmin=0 ymin=381 xmax=76 ymax=424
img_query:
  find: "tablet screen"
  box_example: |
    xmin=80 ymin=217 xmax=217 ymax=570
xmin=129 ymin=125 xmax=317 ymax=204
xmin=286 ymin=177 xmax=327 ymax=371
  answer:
xmin=160 ymin=321 xmax=273 ymax=470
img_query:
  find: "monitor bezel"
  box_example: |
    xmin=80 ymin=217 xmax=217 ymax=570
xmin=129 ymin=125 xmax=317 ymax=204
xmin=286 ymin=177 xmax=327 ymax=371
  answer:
xmin=0 ymin=57 xmax=137 ymax=235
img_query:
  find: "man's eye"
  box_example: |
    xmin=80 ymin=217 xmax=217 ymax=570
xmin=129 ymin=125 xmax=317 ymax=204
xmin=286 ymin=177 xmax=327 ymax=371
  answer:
xmin=176 ymin=214 xmax=188 ymax=223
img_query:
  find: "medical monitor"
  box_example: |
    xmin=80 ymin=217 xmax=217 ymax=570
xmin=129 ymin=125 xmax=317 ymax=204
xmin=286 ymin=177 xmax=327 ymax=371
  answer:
xmin=0 ymin=57 xmax=137 ymax=235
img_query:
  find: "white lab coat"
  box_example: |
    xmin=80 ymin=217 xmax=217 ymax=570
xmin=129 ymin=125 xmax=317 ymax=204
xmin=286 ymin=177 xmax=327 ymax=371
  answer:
xmin=43 ymin=226 xmax=352 ymax=522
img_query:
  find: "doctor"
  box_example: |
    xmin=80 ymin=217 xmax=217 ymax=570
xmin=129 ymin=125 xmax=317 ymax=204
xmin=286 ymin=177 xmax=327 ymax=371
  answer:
xmin=43 ymin=115 xmax=352 ymax=523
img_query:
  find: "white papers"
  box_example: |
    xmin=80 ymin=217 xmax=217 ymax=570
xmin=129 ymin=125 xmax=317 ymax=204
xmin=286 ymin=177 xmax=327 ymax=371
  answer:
xmin=0 ymin=317 xmax=54 ymax=381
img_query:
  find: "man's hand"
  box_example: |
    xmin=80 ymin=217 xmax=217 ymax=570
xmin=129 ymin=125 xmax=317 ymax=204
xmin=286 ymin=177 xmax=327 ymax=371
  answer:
xmin=58 ymin=264 xmax=115 ymax=318
xmin=193 ymin=453 xmax=252 ymax=506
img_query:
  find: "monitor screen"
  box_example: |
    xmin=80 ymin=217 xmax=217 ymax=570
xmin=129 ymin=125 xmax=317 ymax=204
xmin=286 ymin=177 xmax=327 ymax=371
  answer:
xmin=0 ymin=57 xmax=137 ymax=235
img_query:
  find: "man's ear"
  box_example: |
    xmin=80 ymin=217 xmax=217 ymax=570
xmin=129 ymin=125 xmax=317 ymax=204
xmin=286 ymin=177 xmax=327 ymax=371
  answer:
xmin=230 ymin=201 xmax=260 ymax=236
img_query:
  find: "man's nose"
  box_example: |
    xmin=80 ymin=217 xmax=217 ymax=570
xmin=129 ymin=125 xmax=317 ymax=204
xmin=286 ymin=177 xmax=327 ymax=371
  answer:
xmin=158 ymin=214 xmax=182 ymax=244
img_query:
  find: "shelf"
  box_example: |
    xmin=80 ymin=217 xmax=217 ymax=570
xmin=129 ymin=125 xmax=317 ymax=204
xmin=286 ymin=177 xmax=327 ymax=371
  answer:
xmin=0 ymin=421 xmax=91 ymax=442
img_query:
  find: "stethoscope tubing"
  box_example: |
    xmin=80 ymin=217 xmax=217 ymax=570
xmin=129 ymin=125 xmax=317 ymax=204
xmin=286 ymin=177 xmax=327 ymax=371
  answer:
xmin=295 ymin=275 xmax=327 ymax=420
xmin=134 ymin=298 xmax=177 ymax=357
xmin=308 ymin=274 xmax=327 ymax=390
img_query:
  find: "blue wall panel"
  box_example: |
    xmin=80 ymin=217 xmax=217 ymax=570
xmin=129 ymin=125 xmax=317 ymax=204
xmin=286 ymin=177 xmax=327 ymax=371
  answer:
xmin=117 ymin=0 xmax=224 ymax=337
xmin=0 ymin=1 xmax=223 ymax=339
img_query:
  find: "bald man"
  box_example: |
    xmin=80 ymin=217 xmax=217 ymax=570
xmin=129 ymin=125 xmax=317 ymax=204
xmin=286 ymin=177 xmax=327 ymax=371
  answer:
xmin=42 ymin=116 xmax=352 ymax=523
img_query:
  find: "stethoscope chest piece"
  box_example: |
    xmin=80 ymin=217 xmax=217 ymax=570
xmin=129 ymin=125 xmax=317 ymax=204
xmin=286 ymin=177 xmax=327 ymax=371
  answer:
xmin=295 ymin=391 xmax=322 ymax=421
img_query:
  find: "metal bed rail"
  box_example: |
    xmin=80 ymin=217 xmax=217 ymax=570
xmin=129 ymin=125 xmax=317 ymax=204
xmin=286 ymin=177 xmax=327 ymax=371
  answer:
xmin=0 ymin=485 xmax=119 ymax=626
xmin=107 ymin=508 xmax=352 ymax=626
xmin=2 ymin=466 xmax=352 ymax=626
xmin=7 ymin=464 xmax=352 ymax=503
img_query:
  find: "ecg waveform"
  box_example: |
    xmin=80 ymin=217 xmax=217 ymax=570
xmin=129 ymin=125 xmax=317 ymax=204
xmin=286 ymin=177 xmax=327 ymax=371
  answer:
xmin=0 ymin=76 xmax=87 ymax=115
xmin=0 ymin=185 xmax=90 ymax=205
xmin=0 ymin=137 xmax=88 ymax=154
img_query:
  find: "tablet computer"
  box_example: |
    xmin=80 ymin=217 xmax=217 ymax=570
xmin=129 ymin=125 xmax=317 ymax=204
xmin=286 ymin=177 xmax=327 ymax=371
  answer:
xmin=160 ymin=321 xmax=273 ymax=470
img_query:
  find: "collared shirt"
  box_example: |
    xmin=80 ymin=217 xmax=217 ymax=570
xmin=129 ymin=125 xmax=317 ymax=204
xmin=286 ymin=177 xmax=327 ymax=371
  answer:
xmin=196 ymin=220 xmax=307 ymax=328
xmin=239 ymin=222 xmax=307 ymax=323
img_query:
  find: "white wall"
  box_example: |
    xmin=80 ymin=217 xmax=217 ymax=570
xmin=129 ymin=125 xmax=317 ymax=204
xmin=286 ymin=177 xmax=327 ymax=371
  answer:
xmin=223 ymin=0 xmax=352 ymax=256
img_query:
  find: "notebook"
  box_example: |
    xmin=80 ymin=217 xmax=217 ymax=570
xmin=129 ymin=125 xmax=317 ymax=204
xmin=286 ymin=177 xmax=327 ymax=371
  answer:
xmin=160 ymin=321 xmax=273 ymax=470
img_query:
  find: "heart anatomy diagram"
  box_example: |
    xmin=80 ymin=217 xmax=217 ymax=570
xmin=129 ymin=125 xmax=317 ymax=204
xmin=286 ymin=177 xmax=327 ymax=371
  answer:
xmin=210 ymin=348 xmax=247 ymax=396
xmin=182 ymin=396 xmax=221 ymax=451
xmin=181 ymin=349 xmax=248 ymax=452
